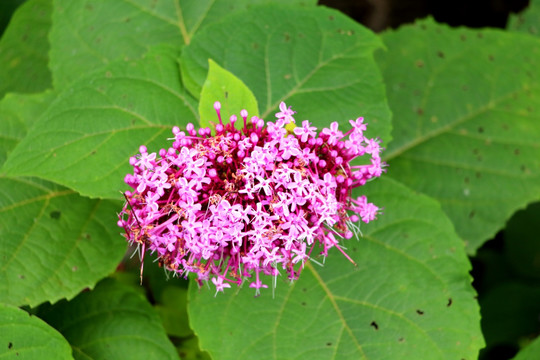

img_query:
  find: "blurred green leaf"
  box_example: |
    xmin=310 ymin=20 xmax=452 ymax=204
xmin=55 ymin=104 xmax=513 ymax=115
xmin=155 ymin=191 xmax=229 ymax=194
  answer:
xmin=176 ymin=336 xmax=211 ymax=360
xmin=508 ymin=0 xmax=540 ymax=36
xmin=180 ymin=4 xmax=392 ymax=144
xmin=377 ymin=18 xmax=540 ymax=253
xmin=0 ymin=0 xmax=52 ymax=99
xmin=49 ymin=0 xmax=316 ymax=88
xmin=155 ymin=286 xmax=192 ymax=338
xmin=512 ymin=336 xmax=540 ymax=360
xmin=39 ymin=278 xmax=180 ymax=360
xmin=0 ymin=0 xmax=26 ymax=36
xmin=0 ymin=303 xmax=73 ymax=359
xmin=189 ymin=177 xmax=483 ymax=360
xmin=1 ymin=46 xmax=198 ymax=199
xmin=199 ymin=59 xmax=259 ymax=130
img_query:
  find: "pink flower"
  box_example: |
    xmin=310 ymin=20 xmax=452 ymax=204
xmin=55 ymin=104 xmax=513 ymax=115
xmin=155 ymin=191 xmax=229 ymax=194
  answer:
xmin=118 ymin=101 xmax=386 ymax=295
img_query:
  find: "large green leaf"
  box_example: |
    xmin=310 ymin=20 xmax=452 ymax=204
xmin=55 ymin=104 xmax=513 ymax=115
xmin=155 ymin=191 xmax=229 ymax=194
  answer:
xmin=180 ymin=4 xmax=392 ymax=143
xmin=1 ymin=46 xmax=198 ymax=199
xmin=0 ymin=303 xmax=73 ymax=360
xmin=39 ymin=278 xmax=179 ymax=360
xmin=188 ymin=177 xmax=483 ymax=360
xmin=0 ymin=0 xmax=52 ymax=99
xmin=0 ymin=177 xmax=125 ymax=307
xmin=0 ymin=88 xmax=124 ymax=307
xmin=49 ymin=0 xmax=316 ymax=88
xmin=377 ymin=18 xmax=540 ymax=253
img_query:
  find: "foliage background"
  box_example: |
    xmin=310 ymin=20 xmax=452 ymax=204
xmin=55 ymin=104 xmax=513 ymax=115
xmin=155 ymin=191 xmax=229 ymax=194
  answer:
xmin=0 ymin=0 xmax=539 ymax=359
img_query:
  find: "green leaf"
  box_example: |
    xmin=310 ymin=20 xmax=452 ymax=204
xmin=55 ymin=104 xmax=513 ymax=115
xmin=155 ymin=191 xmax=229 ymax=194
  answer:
xmin=0 ymin=303 xmax=73 ymax=360
xmin=0 ymin=91 xmax=56 ymax=166
xmin=180 ymin=4 xmax=392 ymax=144
xmin=508 ymin=0 xmax=540 ymax=36
xmin=39 ymin=278 xmax=180 ymax=360
xmin=2 ymin=46 xmax=198 ymax=199
xmin=512 ymin=336 xmax=540 ymax=360
xmin=0 ymin=0 xmax=52 ymax=99
xmin=199 ymin=59 xmax=259 ymax=130
xmin=188 ymin=177 xmax=483 ymax=360
xmin=377 ymin=18 xmax=540 ymax=253
xmin=49 ymin=0 xmax=316 ymax=88
xmin=0 ymin=0 xmax=26 ymax=36
xmin=155 ymin=286 xmax=192 ymax=338
xmin=0 ymin=177 xmax=126 ymax=307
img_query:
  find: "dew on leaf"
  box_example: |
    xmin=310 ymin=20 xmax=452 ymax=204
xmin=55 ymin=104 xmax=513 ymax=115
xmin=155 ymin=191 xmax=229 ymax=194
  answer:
xmin=447 ymin=298 xmax=453 ymax=307
xmin=416 ymin=309 xmax=424 ymax=315
xmin=370 ymin=321 xmax=379 ymax=330
xmin=50 ymin=210 xmax=61 ymax=219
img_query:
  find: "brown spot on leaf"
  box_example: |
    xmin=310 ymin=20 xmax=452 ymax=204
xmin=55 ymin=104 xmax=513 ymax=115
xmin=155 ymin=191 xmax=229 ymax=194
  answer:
xmin=415 ymin=60 xmax=424 ymax=68
xmin=514 ymin=149 xmax=520 ymax=155
xmin=437 ymin=51 xmax=444 ymax=58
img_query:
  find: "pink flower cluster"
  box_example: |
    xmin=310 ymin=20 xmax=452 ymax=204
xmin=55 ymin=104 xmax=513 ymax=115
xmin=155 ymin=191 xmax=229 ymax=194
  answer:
xmin=118 ymin=102 xmax=385 ymax=295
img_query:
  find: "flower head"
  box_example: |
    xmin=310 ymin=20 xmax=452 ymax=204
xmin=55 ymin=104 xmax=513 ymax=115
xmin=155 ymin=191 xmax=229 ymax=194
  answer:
xmin=118 ymin=103 xmax=386 ymax=295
